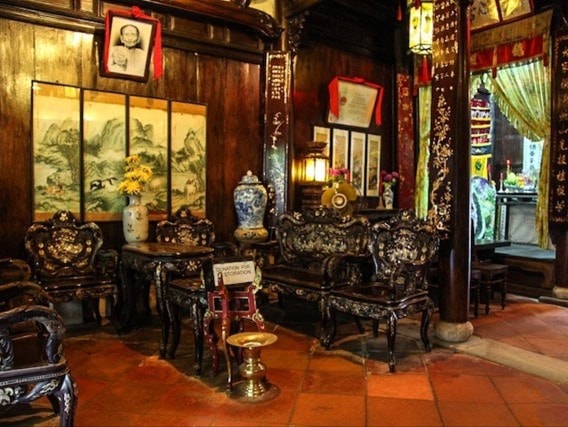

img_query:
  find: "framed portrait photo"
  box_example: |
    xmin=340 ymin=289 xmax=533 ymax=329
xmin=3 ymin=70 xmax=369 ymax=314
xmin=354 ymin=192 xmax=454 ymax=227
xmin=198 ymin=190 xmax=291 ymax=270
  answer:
xmin=102 ymin=11 xmax=157 ymax=82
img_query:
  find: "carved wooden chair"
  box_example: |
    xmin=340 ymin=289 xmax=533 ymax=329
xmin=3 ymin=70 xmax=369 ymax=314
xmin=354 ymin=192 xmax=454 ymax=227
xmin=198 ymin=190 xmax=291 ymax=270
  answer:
xmin=158 ymin=206 xmax=237 ymax=367
xmin=0 ymin=258 xmax=32 ymax=285
xmin=24 ymin=210 xmax=120 ymax=325
xmin=261 ymin=206 xmax=371 ymax=348
xmin=0 ymin=281 xmax=77 ymax=426
xmin=327 ymin=210 xmax=439 ymax=372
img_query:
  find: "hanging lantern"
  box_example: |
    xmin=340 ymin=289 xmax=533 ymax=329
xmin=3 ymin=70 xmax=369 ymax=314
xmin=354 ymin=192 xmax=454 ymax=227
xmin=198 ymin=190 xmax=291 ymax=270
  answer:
xmin=408 ymin=0 xmax=433 ymax=55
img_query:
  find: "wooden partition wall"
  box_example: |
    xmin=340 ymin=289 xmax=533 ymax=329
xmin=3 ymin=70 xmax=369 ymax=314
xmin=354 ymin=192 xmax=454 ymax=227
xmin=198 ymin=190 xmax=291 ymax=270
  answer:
xmin=0 ymin=0 xmax=280 ymax=257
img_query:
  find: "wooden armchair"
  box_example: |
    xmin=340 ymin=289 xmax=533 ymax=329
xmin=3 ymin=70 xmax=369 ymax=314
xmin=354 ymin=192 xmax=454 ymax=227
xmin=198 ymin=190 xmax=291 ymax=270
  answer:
xmin=0 ymin=282 xmax=77 ymax=426
xmin=327 ymin=210 xmax=439 ymax=372
xmin=261 ymin=206 xmax=371 ymax=348
xmin=0 ymin=258 xmax=32 ymax=284
xmin=157 ymin=206 xmax=237 ymax=364
xmin=24 ymin=210 xmax=120 ymax=325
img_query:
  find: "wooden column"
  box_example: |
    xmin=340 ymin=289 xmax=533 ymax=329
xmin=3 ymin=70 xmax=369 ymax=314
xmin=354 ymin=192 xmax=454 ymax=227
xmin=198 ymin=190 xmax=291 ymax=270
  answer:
xmin=428 ymin=0 xmax=473 ymax=341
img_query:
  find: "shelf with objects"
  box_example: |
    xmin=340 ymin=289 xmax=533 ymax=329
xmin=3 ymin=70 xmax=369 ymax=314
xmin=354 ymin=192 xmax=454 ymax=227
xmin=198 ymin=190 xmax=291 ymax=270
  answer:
xmin=469 ymin=81 xmax=544 ymax=247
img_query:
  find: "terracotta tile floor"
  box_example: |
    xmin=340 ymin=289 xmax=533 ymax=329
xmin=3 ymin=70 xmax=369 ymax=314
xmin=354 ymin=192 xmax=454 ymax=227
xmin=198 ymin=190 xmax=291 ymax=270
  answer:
xmin=4 ymin=294 xmax=568 ymax=426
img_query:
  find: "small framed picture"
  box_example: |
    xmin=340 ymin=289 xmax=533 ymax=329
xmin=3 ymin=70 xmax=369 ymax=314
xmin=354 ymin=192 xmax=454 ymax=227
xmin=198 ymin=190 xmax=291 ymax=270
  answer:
xmin=313 ymin=126 xmax=331 ymax=158
xmin=366 ymin=134 xmax=381 ymax=196
xmin=350 ymin=131 xmax=366 ymax=194
xmin=102 ymin=11 xmax=157 ymax=82
xmin=331 ymin=128 xmax=349 ymax=170
xmin=470 ymin=0 xmax=500 ymax=31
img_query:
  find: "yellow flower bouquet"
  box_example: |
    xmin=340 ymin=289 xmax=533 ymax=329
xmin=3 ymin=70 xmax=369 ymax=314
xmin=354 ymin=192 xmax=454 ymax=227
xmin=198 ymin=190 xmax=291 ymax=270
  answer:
xmin=117 ymin=155 xmax=153 ymax=196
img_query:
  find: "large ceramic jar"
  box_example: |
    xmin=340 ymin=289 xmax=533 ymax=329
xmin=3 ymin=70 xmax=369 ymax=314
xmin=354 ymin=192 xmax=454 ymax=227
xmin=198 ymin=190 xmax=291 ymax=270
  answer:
xmin=233 ymin=170 xmax=268 ymax=243
xmin=123 ymin=195 xmax=149 ymax=243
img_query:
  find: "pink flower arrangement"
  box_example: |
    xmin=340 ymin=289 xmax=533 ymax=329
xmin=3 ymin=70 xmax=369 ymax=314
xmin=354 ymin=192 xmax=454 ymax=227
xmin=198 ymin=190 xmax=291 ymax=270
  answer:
xmin=380 ymin=170 xmax=399 ymax=193
xmin=329 ymin=167 xmax=350 ymax=184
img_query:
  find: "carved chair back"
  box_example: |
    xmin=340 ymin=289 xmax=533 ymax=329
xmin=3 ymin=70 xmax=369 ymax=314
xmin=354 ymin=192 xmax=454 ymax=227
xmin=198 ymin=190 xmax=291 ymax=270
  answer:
xmin=156 ymin=205 xmax=215 ymax=246
xmin=24 ymin=211 xmax=104 ymax=280
xmin=0 ymin=281 xmax=77 ymax=425
xmin=24 ymin=211 xmax=119 ymax=325
xmin=369 ymin=209 xmax=439 ymax=297
xmin=0 ymin=258 xmax=31 ymax=285
xmin=276 ymin=206 xmax=370 ymax=270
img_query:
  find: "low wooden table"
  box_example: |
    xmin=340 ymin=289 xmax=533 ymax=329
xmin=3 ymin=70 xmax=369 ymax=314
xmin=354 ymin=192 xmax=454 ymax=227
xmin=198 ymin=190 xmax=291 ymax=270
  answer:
xmin=475 ymin=239 xmax=511 ymax=260
xmin=119 ymin=242 xmax=214 ymax=355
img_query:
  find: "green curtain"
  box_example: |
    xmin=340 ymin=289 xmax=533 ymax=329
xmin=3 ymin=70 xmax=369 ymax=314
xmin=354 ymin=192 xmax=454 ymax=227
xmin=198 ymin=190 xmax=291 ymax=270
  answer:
xmin=415 ymin=85 xmax=431 ymax=219
xmin=485 ymin=60 xmax=551 ymax=248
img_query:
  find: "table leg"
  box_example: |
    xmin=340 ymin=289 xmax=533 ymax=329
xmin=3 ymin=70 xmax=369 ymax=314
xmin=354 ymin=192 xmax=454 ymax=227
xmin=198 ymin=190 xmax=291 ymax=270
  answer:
xmin=117 ymin=260 xmax=136 ymax=334
xmin=155 ymin=262 xmax=169 ymax=358
xmin=190 ymin=300 xmax=204 ymax=376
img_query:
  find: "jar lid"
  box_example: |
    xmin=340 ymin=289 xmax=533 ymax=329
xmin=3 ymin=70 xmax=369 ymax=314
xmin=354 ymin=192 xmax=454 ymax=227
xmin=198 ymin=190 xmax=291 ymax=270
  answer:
xmin=239 ymin=170 xmax=260 ymax=184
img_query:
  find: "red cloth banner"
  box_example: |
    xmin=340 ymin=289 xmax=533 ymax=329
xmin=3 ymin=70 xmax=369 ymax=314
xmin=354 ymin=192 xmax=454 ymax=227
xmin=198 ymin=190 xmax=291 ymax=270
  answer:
xmin=471 ymin=34 xmax=545 ymax=73
xmin=470 ymin=11 xmax=552 ymax=75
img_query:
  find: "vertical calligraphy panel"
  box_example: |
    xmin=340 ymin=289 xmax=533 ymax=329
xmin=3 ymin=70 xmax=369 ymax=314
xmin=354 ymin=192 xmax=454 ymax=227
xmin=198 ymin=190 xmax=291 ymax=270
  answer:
xmin=397 ymin=74 xmax=415 ymax=208
xmin=427 ymin=0 xmax=462 ymax=238
xmin=550 ymin=27 xmax=568 ymax=224
xmin=263 ymin=52 xmax=292 ymax=232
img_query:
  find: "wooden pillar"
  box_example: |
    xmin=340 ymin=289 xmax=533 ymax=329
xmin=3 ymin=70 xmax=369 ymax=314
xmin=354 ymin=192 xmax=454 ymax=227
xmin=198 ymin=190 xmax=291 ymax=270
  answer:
xmin=428 ymin=0 xmax=473 ymax=341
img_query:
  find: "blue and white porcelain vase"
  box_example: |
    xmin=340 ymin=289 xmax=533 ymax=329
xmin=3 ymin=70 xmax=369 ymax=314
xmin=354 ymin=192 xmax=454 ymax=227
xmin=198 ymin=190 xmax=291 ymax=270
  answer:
xmin=123 ymin=195 xmax=149 ymax=243
xmin=383 ymin=185 xmax=394 ymax=210
xmin=233 ymin=170 xmax=268 ymax=243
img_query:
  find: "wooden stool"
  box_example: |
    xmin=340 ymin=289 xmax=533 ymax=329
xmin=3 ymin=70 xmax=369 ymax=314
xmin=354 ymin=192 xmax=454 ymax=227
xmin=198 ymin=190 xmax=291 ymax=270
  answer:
xmin=471 ymin=267 xmax=482 ymax=318
xmin=474 ymin=261 xmax=508 ymax=314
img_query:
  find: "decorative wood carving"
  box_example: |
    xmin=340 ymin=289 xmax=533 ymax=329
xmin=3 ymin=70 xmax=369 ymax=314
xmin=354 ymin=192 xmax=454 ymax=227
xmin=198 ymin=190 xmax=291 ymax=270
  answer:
xmin=286 ymin=11 xmax=308 ymax=54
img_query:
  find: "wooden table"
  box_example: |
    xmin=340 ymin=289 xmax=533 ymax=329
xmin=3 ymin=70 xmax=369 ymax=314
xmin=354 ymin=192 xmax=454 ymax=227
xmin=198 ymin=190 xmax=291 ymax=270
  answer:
xmin=475 ymin=239 xmax=511 ymax=260
xmin=119 ymin=242 xmax=214 ymax=355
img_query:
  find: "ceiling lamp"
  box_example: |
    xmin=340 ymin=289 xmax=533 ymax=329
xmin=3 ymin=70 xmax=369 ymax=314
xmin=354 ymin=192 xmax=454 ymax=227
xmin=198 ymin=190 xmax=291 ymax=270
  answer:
xmin=408 ymin=0 xmax=433 ymax=55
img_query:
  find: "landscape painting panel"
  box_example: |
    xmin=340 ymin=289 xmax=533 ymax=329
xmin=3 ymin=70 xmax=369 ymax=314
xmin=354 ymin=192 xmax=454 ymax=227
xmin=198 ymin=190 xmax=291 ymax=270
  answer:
xmin=350 ymin=131 xmax=366 ymax=194
xmin=366 ymin=134 xmax=381 ymax=196
xmin=129 ymin=96 xmax=168 ymax=220
xmin=331 ymin=128 xmax=349 ymax=170
xmin=313 ymin=126 xmax=331 ymax=158
xmin=170 ymin=101 xmax=207 ymax=216
xmin=32 ymin=82 xmax=81 ymax=221
xmin=83 ymin=90 xmax=127 ymax=221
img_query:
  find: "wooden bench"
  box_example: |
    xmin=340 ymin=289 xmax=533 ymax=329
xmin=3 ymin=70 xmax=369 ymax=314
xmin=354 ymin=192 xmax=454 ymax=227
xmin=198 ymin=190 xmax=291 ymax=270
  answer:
xmin=260 ymin=206 xmax=370 ymax=347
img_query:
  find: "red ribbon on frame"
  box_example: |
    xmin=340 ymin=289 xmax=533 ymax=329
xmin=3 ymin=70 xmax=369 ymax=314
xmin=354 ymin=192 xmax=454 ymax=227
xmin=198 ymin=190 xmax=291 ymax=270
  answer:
xmin=328 ymin=76 xmax=384 ymax=126
xmin=104 ymin=6 xmax=163 ymax=80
